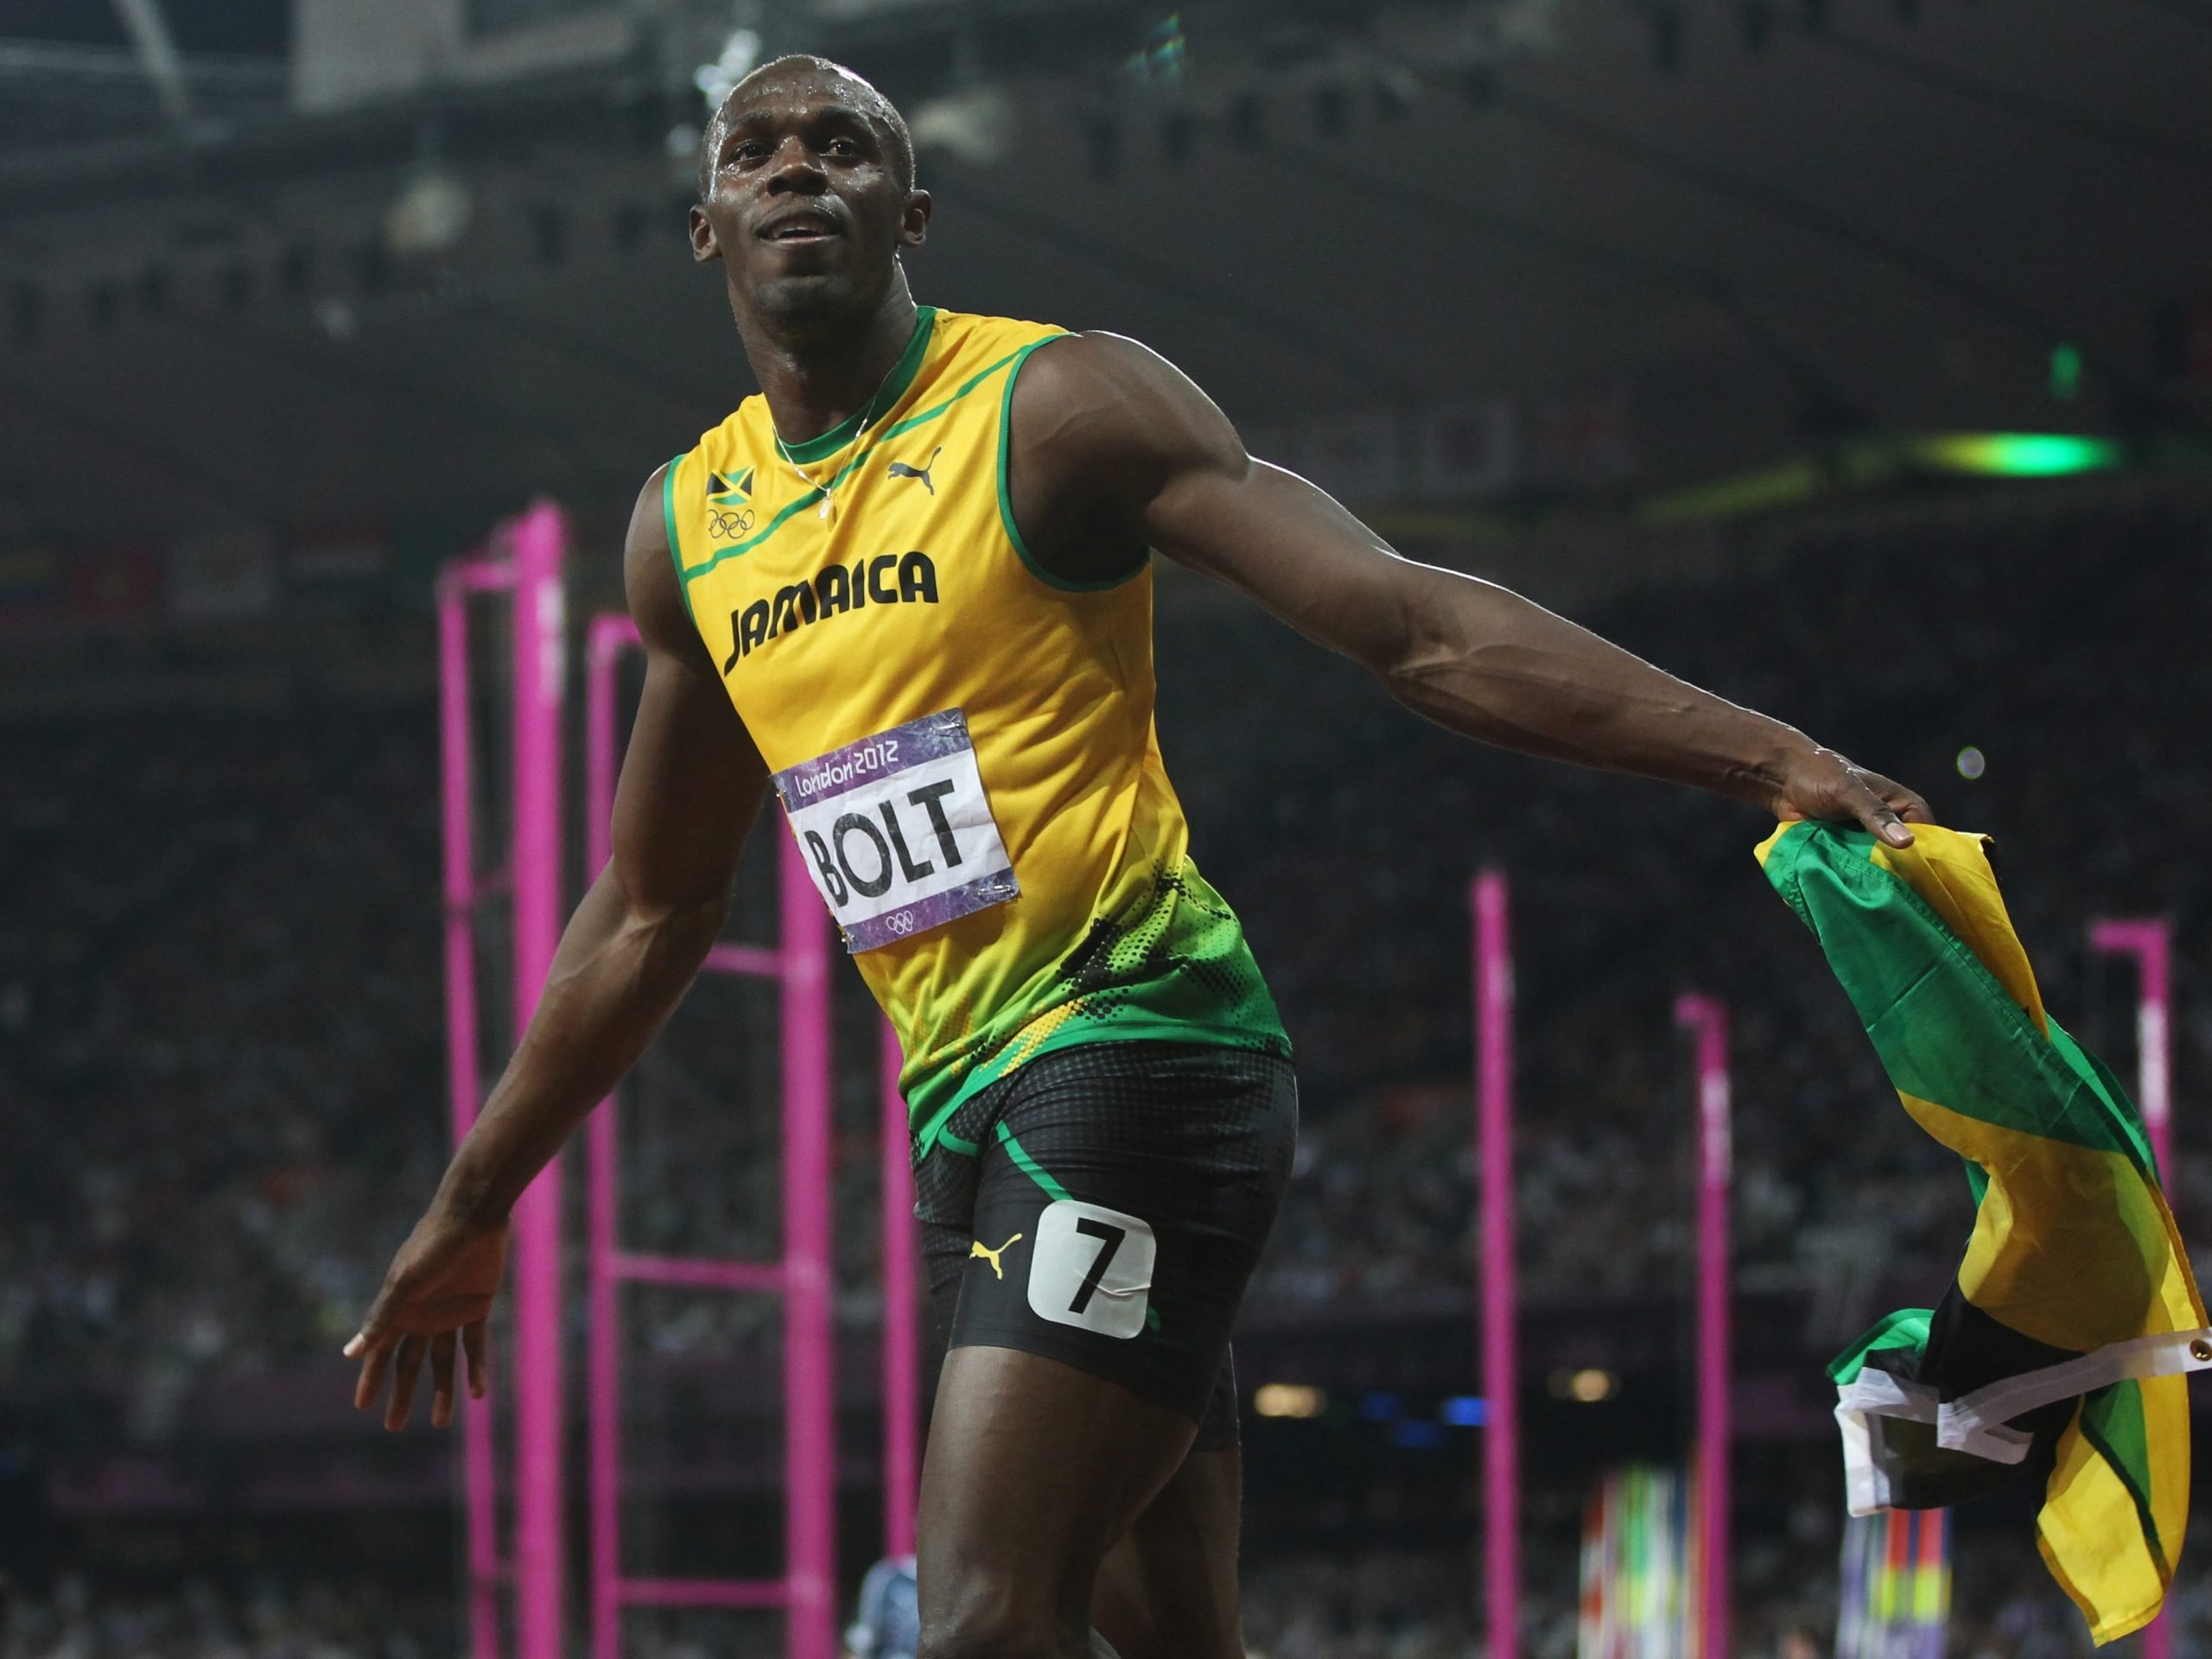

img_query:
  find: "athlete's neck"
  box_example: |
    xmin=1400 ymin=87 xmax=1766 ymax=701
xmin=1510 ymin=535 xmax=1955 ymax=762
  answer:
xmin=738 ymin=286 xmax=921 ymax=447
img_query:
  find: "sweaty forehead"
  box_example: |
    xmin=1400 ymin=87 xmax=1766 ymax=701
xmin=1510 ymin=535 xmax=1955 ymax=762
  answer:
xmin=717 ymin=72 xmax=887 ymax=140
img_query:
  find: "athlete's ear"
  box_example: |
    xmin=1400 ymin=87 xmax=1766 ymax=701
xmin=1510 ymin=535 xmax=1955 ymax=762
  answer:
xmin=899 ymin=188 xmax=931 ymax=251
xmin=689 ymin=204 xmax=721 ymax=264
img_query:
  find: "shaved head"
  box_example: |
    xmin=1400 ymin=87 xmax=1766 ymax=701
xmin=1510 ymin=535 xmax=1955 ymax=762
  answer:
xmin=700 ymin=54 xmax=915 ymax=198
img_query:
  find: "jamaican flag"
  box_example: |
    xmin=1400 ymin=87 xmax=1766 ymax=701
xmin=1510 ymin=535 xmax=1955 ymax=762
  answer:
xmin=1758 ymin=821 xmax=2209 ymax=1644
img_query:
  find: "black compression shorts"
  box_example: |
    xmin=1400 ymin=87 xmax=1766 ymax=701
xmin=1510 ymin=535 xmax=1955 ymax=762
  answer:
xmin=915 ymin=1040 xmax=1299 ymax=1452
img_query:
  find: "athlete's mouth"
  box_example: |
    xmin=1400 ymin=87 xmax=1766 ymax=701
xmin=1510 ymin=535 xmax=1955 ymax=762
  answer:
xmin=760 ymin=211 xmax=842 ymax=244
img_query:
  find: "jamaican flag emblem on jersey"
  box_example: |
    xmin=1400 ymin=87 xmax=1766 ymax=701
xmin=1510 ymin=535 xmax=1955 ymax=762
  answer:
xmin=1758 ymin=821 xmax=2209 ymax=1644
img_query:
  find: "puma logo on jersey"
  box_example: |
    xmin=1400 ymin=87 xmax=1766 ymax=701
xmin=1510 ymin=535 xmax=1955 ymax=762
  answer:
xmin=969 ymin=1232 xmax=1023 ymax=1280
xmin=887 ymin=447 xmax=943 ymax=495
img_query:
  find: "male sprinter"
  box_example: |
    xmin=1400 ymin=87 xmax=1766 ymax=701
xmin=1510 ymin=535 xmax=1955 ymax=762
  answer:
xmin=346 ymin=55 xmax=1928 ymax=1659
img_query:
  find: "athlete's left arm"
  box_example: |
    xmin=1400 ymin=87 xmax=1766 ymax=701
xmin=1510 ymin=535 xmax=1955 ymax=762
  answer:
xmin=1008 ymin=333 xmax=1930 ymax=842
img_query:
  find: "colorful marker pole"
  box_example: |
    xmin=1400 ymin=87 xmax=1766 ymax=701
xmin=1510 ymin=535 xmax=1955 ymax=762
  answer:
xmin=437 ymin=554 xmax=510 ymax=1659
xmin=2088 ymin=917 xmax=2175 ymax=1659
xmin=507 ymin=502 xmax=569 ymax=1659
xmin=1473 ymin=871 xmax=1519 ymax=1659
xmin=1675 ymin=994 xmax=1731 ymax=1659
xmin=780 ymin=837 xmax=838 ymax=1659
xmin=584 ymin=613 xmax=635 ymax=1659
xmin=882 ymin=1019 xmax=920 ymax=1557
xmin=2089 ymin=919 xmax=2175 ymax=1184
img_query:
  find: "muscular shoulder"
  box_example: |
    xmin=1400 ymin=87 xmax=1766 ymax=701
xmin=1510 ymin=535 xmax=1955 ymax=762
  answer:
xmin=1011 ymin=331 xmax=1239 ymax=477
xmin=1007 ymin=333 xmax=1246 ymax=579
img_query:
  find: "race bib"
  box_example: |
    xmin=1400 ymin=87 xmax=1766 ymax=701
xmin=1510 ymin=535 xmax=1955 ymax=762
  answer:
xmin=772 ymin=709 xmax=1019 ymax=953
xmin=1027 ymin=1199 xmax=1156 ymax=1339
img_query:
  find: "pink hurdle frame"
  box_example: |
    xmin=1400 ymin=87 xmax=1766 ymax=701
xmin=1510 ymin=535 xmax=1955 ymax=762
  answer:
xmin=583 ymin=619 xmax=919 ymax=1654
xmin=444 ymin=540 xmax=924 ymax=1659
xmin=582 ymin=613 xmax=839 ymax=1659
xmin=1675 ymin=995 xmax=1732 ymax=1659
xmin=439 ymin=506 xmax=570 ymax=1659
xmin=1471 ymin=872 xmax=1518 ymax=1659
xmin=2088 ymin=918 xmax=2176 ymax=1659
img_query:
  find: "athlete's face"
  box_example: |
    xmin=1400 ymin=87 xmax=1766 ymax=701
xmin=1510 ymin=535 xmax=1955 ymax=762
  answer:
xmin=690 ymin=72 xmax=929 ymax=330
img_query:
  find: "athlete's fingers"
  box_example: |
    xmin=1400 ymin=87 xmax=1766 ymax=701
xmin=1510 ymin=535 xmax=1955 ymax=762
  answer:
xmin=1863 ymin=769 xmax=1934 ymax=824
xmin=1849 ymin=773 xmax=1915 ymax=848
xmin=429 ymin=1332 xmax=459 ymax=1430
xmin=461 ymin=1319 xmax=490 ymax=1401
xmin=385 ymin=1335 xmax=430 ymax=1432
xmin=352 ymin=1332 xmax=397 ymax=1412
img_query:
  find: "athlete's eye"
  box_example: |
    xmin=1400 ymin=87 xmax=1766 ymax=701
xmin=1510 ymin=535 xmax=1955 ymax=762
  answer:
xmin=824 ymin=137 xmax=859 ymax=158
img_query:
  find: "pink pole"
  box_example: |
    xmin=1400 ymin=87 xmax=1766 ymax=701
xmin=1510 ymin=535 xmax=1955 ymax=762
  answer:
xmin=880 ymin=1018 xmax=919 ymax=1558
xmin=781 ymin=836 xmax=838 ymax=1659
xmin=2089 ymin=919 xmax=2176 ymax=1182
xmin=508 ymin=503 xmax=569 ymax=1659
xmin=2088 ymin=918 xmax=2175 ymax=1659
xmin=439 ymin=563 xmax=506 ymax=1659
xmin=585 ymin=613 xmax=635 ymax=1659
xmin=1473 ymin=872 xmax=1518 ymax=1659
xmin=1675 ymin=995 xmax=1732 ymax=1659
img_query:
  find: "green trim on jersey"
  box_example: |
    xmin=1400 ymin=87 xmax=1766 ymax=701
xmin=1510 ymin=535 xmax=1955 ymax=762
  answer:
xmin=909 ymin=855 xmax=1291 ymax=1155
xmin=660 ymin=455 xmax=690 ymax=620
xmin=778 ymin=307 xmax=938 ymax=464
xmin=996 ymin=335 xmax=1146 ymax=594
xmin=680 ymin=341 xmax=1039 ymax=587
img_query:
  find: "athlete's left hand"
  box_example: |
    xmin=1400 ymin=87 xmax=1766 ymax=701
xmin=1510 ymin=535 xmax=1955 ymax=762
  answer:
xmin=1770 ymin=746 xmax=1932 ymax=848
xmin=343 ymin=1204 xmax=507 ymax=1432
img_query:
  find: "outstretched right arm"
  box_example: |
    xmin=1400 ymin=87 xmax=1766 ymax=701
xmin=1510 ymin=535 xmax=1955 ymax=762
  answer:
xmin=346 ymin=466 xmax=769 ymax=1430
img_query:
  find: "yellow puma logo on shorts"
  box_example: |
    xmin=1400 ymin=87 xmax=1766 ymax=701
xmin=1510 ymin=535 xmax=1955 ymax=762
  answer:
xmin=969 ymin=1232 xmax=1023 ymax=1280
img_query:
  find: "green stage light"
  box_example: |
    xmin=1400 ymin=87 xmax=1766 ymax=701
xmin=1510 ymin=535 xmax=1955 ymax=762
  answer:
xmin=1916 ymin=433 xmax=2124 ymax=478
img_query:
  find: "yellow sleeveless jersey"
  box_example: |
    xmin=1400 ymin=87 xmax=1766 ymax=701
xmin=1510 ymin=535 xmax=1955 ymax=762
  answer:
xmin=664 ymin=307 xmax=1287 ymax=1152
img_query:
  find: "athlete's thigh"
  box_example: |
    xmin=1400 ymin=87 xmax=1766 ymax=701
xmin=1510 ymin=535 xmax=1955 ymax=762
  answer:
xmin=912 ymin=1043 xmax=1294 ymax=1655
xmin=1091 ymin=1446 xmax=1243 ymax=1659
xmin=916 ymin=1344 xmax=1197 ymax=1657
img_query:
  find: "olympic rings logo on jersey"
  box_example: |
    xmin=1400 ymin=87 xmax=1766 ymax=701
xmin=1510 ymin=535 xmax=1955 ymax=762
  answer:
xmin=708 ymin=506 xmax=755 ymax=540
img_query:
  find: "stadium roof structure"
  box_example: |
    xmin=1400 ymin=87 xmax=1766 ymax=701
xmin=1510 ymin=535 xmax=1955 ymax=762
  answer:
xmin=0 ymin=0 xmax=2206 ymax=550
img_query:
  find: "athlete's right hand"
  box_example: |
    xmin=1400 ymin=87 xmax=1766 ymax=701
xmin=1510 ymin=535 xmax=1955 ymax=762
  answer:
xmin=344 ymin=1205 xmax=508 ymax=1432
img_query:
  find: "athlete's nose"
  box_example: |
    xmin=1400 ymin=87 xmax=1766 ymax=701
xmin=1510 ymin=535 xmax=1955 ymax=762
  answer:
xmin=762 ymin=133 xmax=829 ymax=194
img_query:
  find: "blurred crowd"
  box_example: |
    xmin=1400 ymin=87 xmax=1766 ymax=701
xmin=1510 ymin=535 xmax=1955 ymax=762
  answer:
xmin=1236 ymin=1529 xmax=2212 ymax=1659
xmin=7 ymin=1525 xmax=2208 ymax=1659
xmin=3 ymin=496 xmax=2209 ymax=1432
xmin=0 ymin=1575 xmax=450 ymax=1659
xmin=0 ymin=713 xmax=447 ymax=1446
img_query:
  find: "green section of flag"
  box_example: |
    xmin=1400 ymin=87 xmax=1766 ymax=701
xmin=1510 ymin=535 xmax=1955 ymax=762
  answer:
xmin=1761 ymin=823 xmax=2146 ymax=1166
xmin=1829 ymin=1307 xmax=1934 ymax=1386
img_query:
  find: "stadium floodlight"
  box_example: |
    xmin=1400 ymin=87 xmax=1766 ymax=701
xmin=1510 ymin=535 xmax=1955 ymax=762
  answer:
xmin=1916 ymin=432 xmax=2125 ymax=477
xmin=386 ymin=167 xmax=474 ymax=257
xmin=694 ymin=28 xmax=763 ymax=109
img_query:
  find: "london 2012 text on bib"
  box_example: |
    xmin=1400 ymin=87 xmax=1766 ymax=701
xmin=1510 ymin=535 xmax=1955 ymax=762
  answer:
xmin=772 ymin=709 xmax=1019 ymax=952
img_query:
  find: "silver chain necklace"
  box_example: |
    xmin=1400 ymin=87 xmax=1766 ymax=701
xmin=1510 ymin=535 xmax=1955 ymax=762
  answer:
xmin=771 ymin=352 xmax=905 ymax=523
